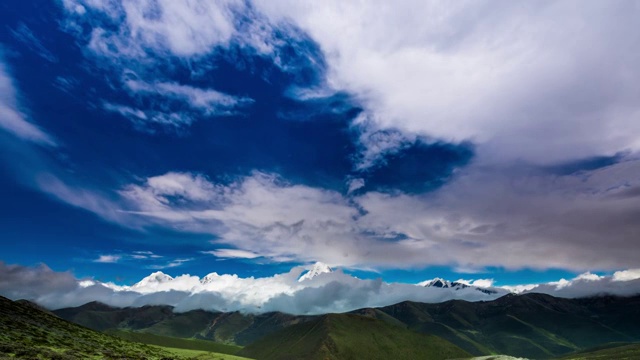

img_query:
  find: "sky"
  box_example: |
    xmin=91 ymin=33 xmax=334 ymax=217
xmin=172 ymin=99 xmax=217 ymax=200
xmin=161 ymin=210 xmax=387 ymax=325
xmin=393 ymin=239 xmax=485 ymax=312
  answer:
xmin=1 ymin=0 xmax=640 ymax=307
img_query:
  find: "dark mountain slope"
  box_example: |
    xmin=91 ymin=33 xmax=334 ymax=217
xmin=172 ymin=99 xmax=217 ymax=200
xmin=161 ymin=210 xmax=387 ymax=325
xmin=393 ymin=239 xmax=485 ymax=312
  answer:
xmin=556 ymin=342 xmax=640 ymax=359
xmin=53 ymin=293 xmax=640 ymax=359
xmin=354 ymin=293 xmax=640 ymax=358
xmin=54 ymin=302 xmax=314 ymax=345
xmin=238 ymin=313 xmax=470 ymax=360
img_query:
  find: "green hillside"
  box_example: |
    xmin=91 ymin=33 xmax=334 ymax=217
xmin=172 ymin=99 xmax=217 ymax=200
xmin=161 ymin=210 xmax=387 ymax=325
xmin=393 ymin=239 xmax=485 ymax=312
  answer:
xmin=55 ymin=304 xmax=314 ymax=345
xmin=107 ymin=329 xmax=242 ymax=355
xmin=0 ymin=295 xmax=178 ymax=359
xmin=238 ymin=313 xmax=470 ymax=360
xmin=52 ymin=293 xmax=640 ymax=359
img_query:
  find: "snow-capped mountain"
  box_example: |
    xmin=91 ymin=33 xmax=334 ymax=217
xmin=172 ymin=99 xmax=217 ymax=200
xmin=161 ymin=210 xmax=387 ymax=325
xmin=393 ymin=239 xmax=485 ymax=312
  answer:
xmin=200 ymin=272 xmax=220 ymax=285
xmin=298 ymin=262 xmax=333 ymax=282
xmin=131 ymin=271 xmax=174 ymax=289
xmin=418 ymin=277 xmax=500 ymax=295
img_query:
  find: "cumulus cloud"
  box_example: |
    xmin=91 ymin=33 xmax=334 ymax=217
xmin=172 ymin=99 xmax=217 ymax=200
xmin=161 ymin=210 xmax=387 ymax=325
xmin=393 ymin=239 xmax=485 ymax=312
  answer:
xmin=511 ymin=271 xmax=640 ymax=299
xmin=30 ymin=1 xmax=640 ymax=274
xmin=0 ymin=55 xmax=55 ymax=145
xmin=62 ymin=0 xmax=640 ymax=164
xmin=612 ymin=269 xmax=640 ymax=282
xmin=255 ymin=0 xmax=640 ymax=164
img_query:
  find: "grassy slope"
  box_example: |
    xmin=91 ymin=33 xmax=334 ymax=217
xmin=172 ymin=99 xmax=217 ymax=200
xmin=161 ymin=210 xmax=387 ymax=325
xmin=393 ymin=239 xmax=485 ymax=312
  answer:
xmin=107 ymin=329 xmax=242 ymax=355
xmin=556 ymin=342 xmax=640 ymax=359
xmin=0 ymin=296 xmax=177 ymax=359
xmin=54 ymin=304 xmax=314 ymax=346
xmin=239 ymin=313 xmax=471 ymax=360
xmin=157 ymin=346 xmax=253 ymax=360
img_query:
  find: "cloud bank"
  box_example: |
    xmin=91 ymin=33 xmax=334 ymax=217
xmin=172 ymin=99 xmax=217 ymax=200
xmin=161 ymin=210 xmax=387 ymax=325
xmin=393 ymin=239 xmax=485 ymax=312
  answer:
xmin=2 ymin=262 xmax=640 ymax=314
xmin=109 ymin=155 xmax=640 ymax=272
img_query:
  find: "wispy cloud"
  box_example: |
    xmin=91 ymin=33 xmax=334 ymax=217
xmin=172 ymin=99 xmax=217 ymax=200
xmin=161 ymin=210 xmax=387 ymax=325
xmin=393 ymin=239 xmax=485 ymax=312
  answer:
xmin=92 ymin=251 xmax=164 ymax=264
xmin=124 ymin=80 xmax=252 ymax=114
xmin=10 ymin=23 xmax=58 ymax=62
xmin=0 ymin=54 xmax=56 ymax=146
xmin=148 ymin=258 xmax=193 ymax=270
xmin=203 ymin=249 xmax=261 ymax=259
xmin=102 ymin=79 xmax=253 ymax=132
xmin=94 ymin=255 xmax=121 ymax=263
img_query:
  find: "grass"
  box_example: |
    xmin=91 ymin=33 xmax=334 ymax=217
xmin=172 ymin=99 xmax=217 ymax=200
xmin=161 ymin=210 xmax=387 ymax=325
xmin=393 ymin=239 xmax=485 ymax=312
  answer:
xmin=0 ymin=296 xmax=180 ymax=359
xmin=154 ymin=346 xmax=253 ymax=360
xmin=239 ymin=313 xmax=471 ymax=360
xmin=0 ymin=295 xmax=253 ymax=360
xmin=107 ymin=329 xmax=242 ymax=355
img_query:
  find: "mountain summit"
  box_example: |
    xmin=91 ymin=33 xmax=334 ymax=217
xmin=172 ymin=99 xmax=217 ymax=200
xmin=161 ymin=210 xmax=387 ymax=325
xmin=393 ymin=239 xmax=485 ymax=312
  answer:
xmin=131 ymin=271 xmax=174 ymax=290
xmin=418 ymin=277 xmax=500 ymax=295
xmin=298 ymin=262 xmax=333 ymax=282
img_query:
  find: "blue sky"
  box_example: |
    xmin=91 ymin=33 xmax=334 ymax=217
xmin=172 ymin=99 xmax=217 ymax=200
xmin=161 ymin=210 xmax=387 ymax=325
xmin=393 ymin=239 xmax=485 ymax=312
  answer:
xmin=1 ymin=0 xmax=640 ymax=288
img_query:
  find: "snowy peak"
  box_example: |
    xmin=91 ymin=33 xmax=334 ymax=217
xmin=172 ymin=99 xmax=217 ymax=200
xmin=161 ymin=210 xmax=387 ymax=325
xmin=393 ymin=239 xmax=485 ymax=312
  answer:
xmin=419 ymin=278 xmax=469 ymax=289
xmin=298 ymin=262 xmax=333 ymax=282
xmin=132 ymin=271 xmax=174 ymax=288
xmin=419 ymin=277 xmax=498 ymax=295
xmin=200 ymin=272 xmax=220 ymax=285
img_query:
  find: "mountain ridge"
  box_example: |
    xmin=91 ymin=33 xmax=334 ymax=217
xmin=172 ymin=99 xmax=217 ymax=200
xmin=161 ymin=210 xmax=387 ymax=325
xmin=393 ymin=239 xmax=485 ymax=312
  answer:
xmin=53 ymin=292 xmax=640 ymax=358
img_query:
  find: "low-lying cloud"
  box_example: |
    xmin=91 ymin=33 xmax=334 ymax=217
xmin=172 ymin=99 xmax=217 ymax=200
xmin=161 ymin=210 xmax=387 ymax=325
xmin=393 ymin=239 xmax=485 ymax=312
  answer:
xmin=2 ymin=262 xmax=640 ymax=314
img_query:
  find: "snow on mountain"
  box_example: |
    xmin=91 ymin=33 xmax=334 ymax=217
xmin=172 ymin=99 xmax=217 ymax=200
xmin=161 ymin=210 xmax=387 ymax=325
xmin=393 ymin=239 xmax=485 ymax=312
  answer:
xmin=298 ymin=262 xmax=333 ymax=282
xmin=132 ymin=271 xmax=174 ymax=287
xmin=200 ymin=272 xmax=220 ymax=285
xmin=128 ymin=271 xmax=176 ymax=293
xmin=418 ymin=277 xmax=502 ymax=295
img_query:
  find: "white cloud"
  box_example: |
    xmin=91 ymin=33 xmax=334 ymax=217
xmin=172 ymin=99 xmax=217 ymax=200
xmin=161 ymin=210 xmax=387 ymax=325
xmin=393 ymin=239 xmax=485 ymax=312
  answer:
xmin=205 ymin=249 xmax=261 ymax=259
xmin=0 ymin=55 xmax=55 ymax=145
xmin=456 ymin=278 xmax=495 ymax=289
xmin=63 ymin=0 xmax=242 ymax=58
xmin=612 ymin=269 xmax=640 ymax=282
xmin=103 ymin=80 xmax=253 ymax=131
xmin=507 ymin=271 xmax=640 ymax=299
xmin=92 ymin=251 xmax=165 ymax=264
xmin=60 ymin=2 xmax=257 ymax=132
xmin=153 ymin=258 xmax=193 ymax=269
xmin=103 ymin=103 xmax=147 ymax=121
xmin=82 ymin=156 xmax=637 ymax=272
xmin=346 ymin=178 xmax=365 ymax=194
xmin=94 ymin=255 xmax=121 ymax=263
xmin=0 ymin=262 xmax=505 ymax=313
xmin=254 ymin=1 xmax=640 ymax=164
xmin=59 ymin=1 xmax=640 ymax=163
xmin=124 ymin=80 xmax=252 ymax=114
xmin=351 ymin=115 xmax=412 ymax=171
xmin=4 ymin=262 xmax=640 ymax=314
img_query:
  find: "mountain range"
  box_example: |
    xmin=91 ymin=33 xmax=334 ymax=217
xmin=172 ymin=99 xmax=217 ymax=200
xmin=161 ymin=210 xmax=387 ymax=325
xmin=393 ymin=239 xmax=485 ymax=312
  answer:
xmin=52 ymin=292 xmax=640 ymax=359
